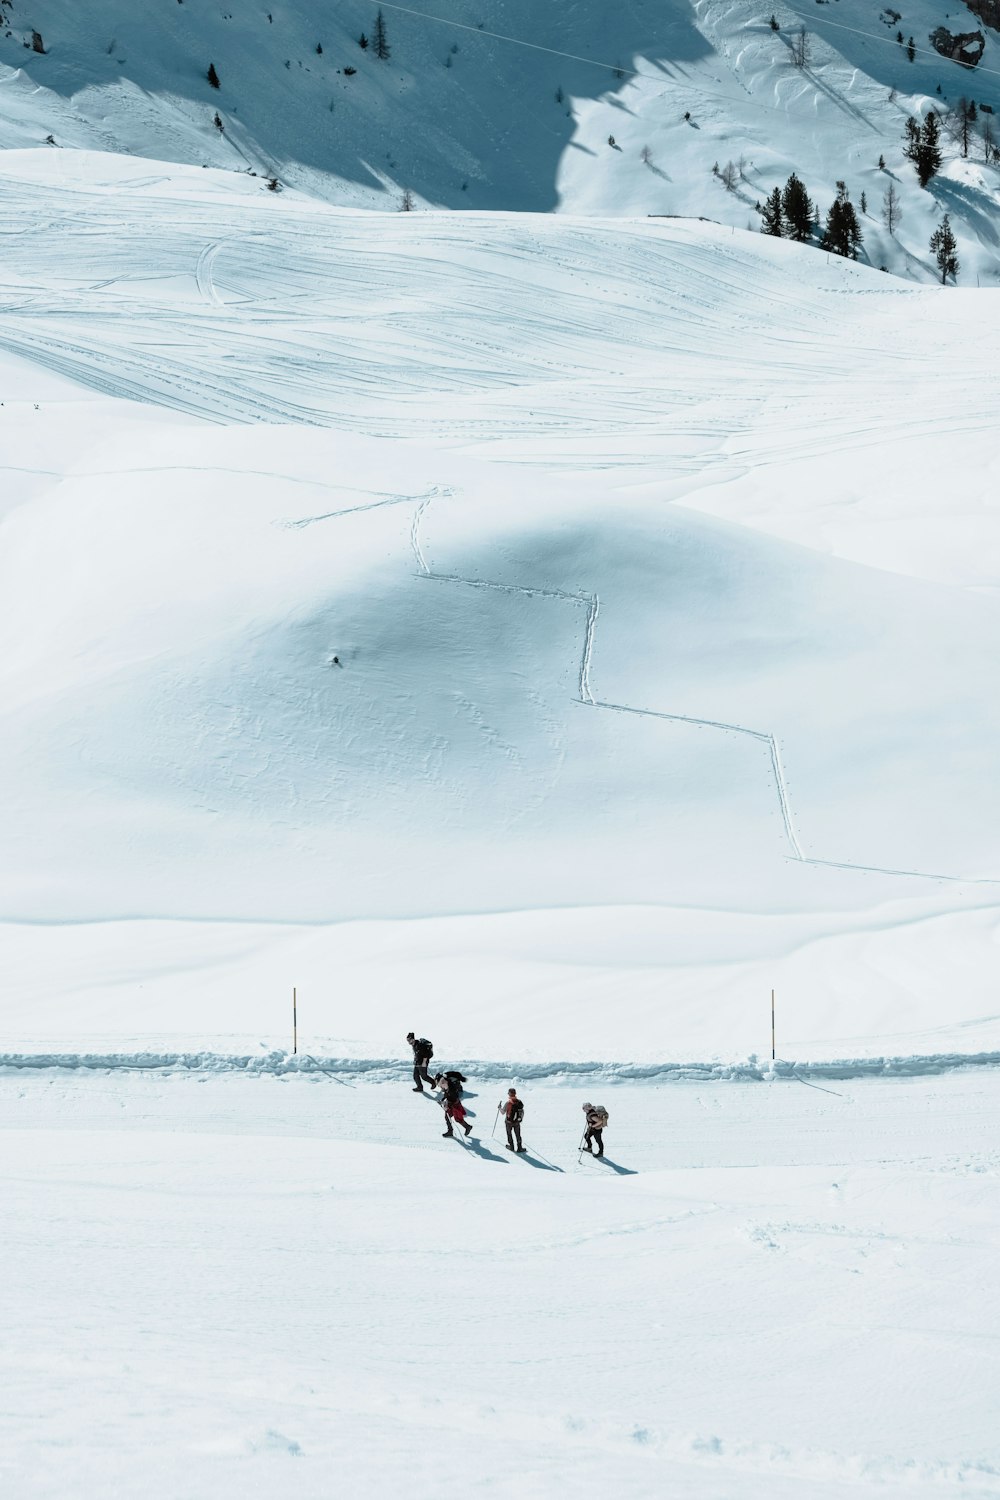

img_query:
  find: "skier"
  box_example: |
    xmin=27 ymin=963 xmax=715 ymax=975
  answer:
xmin=433 ymin=1069 xmax=467 ymax=1097
xmin=406 ymin=1032 xmax=435 ymax=1092
xmin=502 ymin=1088 xmax=526 ymax=1153
xmin=438 ymin=1071 xmax=472 ymax=1138
xmin=581 ymin=1102 xmax=608 ymax=1157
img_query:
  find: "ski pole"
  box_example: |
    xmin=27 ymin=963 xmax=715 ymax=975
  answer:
xmin=492 ymin=1104 xmax=502 ymax=1139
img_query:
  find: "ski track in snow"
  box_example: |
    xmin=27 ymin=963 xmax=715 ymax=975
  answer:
xmin=406 ymin=495 xmax=1000 ymax=889
xmin=195 ymin=240 xmax=224 ymax=306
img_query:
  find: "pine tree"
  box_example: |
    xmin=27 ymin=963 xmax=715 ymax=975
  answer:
xmin=919 ymin=112 xmax=942 ymax=186
xmin=373 ymin=9 xmax=390 ymax=61
xmin=761 ymin=186 xmax=784 ymax=235
xmin=929 ymin=214 xmax=959 ymax=282
xmin=207 ymin=62 xmax=221 ymax=89
xmin=769 ymin=13 xmax=780 ymax=29
xmin=906 ymin=37 xmax=916 ymax=61
xmin=781 ymin=172 xmax=813 ymax=241
xmin=821 ymin=191 xmax=862 ymax=258
xmin=905 ymin=113 xmax=942 ymax=186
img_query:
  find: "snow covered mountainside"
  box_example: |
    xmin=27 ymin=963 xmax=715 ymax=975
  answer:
xmin=1 ymin=150 xmax=999 ymax=1063
xmin=3 ymin=17 xmax=1000 ymax=1496
xmin=3 ymin=0 xmax=1000 ymax=282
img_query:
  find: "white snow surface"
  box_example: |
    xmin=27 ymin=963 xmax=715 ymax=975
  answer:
xmin=3 ymin=1068 xmax=999 ymax=1498
xmin=1 ymin=155 xmax=1000 ymax=1067
xmin=0 ymin=40 xmax=999 ymax=1498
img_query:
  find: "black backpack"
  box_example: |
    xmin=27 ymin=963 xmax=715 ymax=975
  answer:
xmin=511 ymin=1098 xmax=524 ymax=1123
xmin=415 ymin=1037 xmax=433 ymax=1058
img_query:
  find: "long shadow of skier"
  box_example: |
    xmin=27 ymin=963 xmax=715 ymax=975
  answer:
xmin=516 ymin=1153 xmax=564 ymax=1174
xmin=459 ymin=1136 xmax=509 ymax=1164
xmin=592 ymin=1157 xmax=638 ymax=1177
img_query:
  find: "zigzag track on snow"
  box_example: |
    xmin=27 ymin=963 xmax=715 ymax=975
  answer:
xmin=407 ymin=493 xmax=999 ymax=887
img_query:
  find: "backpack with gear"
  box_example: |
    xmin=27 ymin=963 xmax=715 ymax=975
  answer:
xmin=591 ymin=1105 xmax=609 ymax=1128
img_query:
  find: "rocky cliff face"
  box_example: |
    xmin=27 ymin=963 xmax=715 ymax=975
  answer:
xmin=962 ymin=0 xmax=1000 ymax=35
xmin=931 ymin=24 xmax=986 ymax=63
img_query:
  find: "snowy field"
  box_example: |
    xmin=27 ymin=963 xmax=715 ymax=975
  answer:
xmin=3 ymin=1066 xmax=999 ymax=1498
xmin=2 ymin=131 xmax=1000 ymax=1494
xmin=1 ymin=155 xmax=1000 ymax=1066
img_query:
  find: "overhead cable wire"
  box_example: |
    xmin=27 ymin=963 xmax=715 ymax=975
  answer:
xmin=375 ymin=0 xmax=1000 ymax=94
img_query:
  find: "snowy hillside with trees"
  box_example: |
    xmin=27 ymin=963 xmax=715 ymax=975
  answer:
xmin=3 ymin=0 xmax=1000 ymax=281
xmin=2 ymin=3 xmax=1000 ymax=1497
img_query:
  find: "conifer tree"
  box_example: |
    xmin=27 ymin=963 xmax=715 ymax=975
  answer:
xmin=373 ymin=9 xmax=390 ymax=60
xmin=904 ymin=112 xmax=942 ymax=186
xmin=781 ymin=172 xmax=813 ymax=241
xmin=821 ymin=189 xmax=862 ymax=258
xmin=761 ymin=186 xmax=784 ymax=235
xmin=929 ymin=214 xmax=959 ymax=282
xmin=919 ymin=111 xmax=942 ymax=186
xmin=207 ymin=62 xmax=221 ymax=89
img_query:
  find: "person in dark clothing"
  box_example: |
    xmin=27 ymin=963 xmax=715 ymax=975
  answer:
xmin=582 ymin=1102 xmax=607 ymax=1157
xmin=436 ymin=1071 xmax=472 ymax=1137
xmin=503 ymin=1088 xmax=526 ymax=1152
xmin=406 ymin=1032 xmax=434 ymax=1091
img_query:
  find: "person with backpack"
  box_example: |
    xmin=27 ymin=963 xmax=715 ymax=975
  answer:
xmin=437 ymin=1071 xmax=472 ymax=1138
xmin=502 ymin=1088 xmax=526 ymax=1153
xmin=406 ymin=1032 xmax=434 ymax=1092
xmin=581 ymin=1102 xmax=608 ymax=1157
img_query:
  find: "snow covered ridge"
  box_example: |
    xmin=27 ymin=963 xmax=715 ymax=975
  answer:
xmin=4 ymin=1049 xmax=1000 ymax=1080
xmin=2 ymin=0 xmax=1000 ymax=281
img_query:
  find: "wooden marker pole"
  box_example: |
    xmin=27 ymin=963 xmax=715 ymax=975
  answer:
xmin=293 ymin=987 xmax=298 ymax=1056
xmin=771 ymin=988 xmax=776 ymax=1063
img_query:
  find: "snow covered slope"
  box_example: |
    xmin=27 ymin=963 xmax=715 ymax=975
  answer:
xmin=1 ymin=152 xmax=999 ymax=1061
xmin=2 ymin=0 xmax=1000 ymax=280
xmin=5 ymin=1069 xmax=1000 ymax=1500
